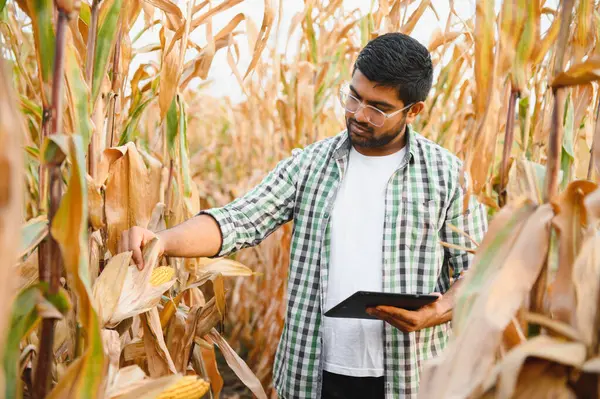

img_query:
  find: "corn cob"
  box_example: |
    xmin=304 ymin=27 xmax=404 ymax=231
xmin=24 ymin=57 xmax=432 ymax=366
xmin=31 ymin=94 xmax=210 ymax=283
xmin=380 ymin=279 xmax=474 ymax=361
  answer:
xmin=156 ymin=376 xmax=210 ymax=399
xmin=150 ymin=266 xmax=175 ymax=286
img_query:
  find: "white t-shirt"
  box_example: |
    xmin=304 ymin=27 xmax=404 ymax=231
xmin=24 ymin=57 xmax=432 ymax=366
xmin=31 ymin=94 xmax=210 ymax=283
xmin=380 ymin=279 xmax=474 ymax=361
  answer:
xmin=323 ymin=145 xmax=406 ymax=377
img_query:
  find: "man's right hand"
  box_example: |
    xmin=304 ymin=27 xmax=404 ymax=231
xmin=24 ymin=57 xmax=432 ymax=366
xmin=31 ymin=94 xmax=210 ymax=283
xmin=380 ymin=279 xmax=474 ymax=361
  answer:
xmin=118 ymin=226 xmax=163 ymax=270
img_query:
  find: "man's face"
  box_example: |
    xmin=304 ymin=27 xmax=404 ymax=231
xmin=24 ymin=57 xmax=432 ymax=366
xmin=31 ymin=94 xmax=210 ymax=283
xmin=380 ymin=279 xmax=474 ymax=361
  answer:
xmin=345 ymin=69 xmax=419 ymax=152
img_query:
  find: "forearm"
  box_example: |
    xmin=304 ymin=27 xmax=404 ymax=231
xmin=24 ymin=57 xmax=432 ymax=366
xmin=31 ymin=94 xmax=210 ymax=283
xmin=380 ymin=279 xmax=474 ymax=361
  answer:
xmin=429 ymin=278 xmax=464 ymax=327
xmin=157 ymin=214 xmax=222 ymax=258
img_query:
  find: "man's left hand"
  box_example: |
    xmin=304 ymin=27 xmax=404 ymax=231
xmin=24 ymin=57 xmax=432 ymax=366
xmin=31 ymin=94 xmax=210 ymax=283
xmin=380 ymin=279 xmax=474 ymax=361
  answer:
xmin=366 ymin=293 xmax=443 ymax=333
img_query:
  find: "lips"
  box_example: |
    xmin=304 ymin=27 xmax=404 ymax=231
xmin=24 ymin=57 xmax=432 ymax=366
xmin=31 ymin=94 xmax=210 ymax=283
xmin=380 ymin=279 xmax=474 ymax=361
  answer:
xmin=350 ymin=122 xmax=371 ymax=136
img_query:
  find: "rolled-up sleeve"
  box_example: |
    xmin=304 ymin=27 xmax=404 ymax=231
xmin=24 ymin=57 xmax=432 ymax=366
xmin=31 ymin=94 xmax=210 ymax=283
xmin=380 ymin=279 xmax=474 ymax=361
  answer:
xmin=200 ymin=149 xmax=302 ymax=257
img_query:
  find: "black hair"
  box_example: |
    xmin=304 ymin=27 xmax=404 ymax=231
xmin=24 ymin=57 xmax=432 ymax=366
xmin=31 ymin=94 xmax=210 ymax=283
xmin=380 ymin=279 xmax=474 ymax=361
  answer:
xmin=353 ymin=32 xmax=433 ymax=105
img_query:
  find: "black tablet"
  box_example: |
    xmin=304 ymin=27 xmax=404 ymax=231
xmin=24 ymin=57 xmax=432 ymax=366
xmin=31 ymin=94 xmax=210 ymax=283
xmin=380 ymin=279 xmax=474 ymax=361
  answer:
xmin=324 ymin=291 xmax=439 ymax=320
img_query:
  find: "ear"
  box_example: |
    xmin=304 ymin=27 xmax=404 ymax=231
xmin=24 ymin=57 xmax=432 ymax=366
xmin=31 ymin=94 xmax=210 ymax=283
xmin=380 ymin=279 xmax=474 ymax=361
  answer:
xmin=405 ymin=101 xmax=425 ymax=125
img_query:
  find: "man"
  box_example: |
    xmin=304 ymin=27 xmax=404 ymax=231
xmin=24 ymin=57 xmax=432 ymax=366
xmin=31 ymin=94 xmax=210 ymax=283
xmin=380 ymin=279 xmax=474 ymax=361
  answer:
xmin=120 ymin=33 xmax=487 ymax=398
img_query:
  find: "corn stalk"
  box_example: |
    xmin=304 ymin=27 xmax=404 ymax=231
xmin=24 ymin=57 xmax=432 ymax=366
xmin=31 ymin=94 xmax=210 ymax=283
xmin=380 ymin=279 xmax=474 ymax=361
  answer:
xmin=32 ymin=2 xmax=72 ymax=395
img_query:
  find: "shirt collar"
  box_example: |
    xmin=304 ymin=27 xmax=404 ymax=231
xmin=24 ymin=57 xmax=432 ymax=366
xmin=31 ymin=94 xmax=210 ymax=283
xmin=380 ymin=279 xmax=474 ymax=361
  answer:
xmin=332 ymin=125 xmax=417 ymax=163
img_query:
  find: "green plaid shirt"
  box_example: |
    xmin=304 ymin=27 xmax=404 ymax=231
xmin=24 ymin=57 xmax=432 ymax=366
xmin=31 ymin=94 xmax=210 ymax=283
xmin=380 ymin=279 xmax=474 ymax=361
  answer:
xmin=202 ymin=127 xmax=487 ymax=398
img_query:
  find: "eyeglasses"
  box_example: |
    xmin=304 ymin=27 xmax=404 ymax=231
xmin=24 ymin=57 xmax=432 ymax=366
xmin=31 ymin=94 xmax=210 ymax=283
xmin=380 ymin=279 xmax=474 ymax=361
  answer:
xmin=339 ymin=85 xmax=413 ymax=127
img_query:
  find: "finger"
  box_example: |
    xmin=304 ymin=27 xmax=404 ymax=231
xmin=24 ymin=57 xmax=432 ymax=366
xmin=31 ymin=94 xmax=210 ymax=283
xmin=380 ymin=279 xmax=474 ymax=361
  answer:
xmin=119 ymin=231 xmax=129 ymax=255
xmin=376 ymin=305 xmax=408 ymax=316
xmin=132 ymin=247 xmax=144 ymax=270
xmin=376 ymin=306 xmax=415 ymax=323
xmin=367 ymin=308 xmax=393 ymax=321
xmin=126 ymin=228 xmax=144 ymax=269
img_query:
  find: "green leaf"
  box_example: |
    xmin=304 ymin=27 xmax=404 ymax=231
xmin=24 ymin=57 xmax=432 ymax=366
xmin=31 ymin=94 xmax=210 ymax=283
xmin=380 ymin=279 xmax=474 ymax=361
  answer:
xmin=19 ymin=96 xmax=42 ymax=120
xmin=166 ymin=96 xmax=178 ymax=157
xmin=41 ymin=134 xmax=69 ymax=165
xmin=66 ymin=47 xmax=93 ymax=147
xmin=304 ymin=9 xmax=318 ymax=63
xmin=0 ymin=0 xmax=7 ymax=15
xmin=118 ymin=97 xmax=153 ymax=146
xmin=518 ymin=95 xmax=529 ymax=151
xmin=26 ymin=0 xmax=55 ymax=102
xmin=360 ymin=15 xmax=369 ymax=47
xmin=563 ymin=96 xmax=575 ymax=158
xmin=3 ymin=285 xmax=42 ymax=399
xmin=3 ymin=284 xmax=71 ymax=399
xmin=92 ymin=0 xmax=123 ymax=104
xmin=20 ymin=215 xmax=48 ymax=258
xmin=178 ymin=96 xmax=192 ymax=198
xmin=561 ymin=96 xmax=574 ymax=188
xmin=79 ymin=2 xmax=91 ymax=26
xmin=25 ymin=146 xmax=40 ymax=160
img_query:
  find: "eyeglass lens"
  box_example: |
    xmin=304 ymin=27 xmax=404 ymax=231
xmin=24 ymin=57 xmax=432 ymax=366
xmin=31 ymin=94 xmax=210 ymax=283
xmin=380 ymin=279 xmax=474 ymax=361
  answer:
xmin=341 ymin=93 xmax=385 ymax=126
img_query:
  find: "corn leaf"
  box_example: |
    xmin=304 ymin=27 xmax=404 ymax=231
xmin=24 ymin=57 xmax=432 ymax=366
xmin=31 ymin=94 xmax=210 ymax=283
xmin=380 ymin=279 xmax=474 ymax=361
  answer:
xmin=103 ymin=143 xmax=162 ymax=255
xmin=3 ymin=284 xmax=70 ymax=399
xmin=473 ymin=0 xmax=494 ymax=116
xmin=92 ymin=0 xmax=123 ymax=104
xmin=511 ymin=0 xmax=539 ymax=92
xmin=3 ymin=285 xmax=43 ymax=399
xmin=549 ymin=180 xmax=598 ymax=326
xmin=177 ymin=96 xmax=192 ymax=198
xmin=118 ymin=97 xmax=154 ymax=145
xmin=79 ymin=2 xmax=91 ymax=26
xmin=206 ymin=329 xmax=268 ymax=399
xmin=48 ymin=136 xmax=105 ymax=398
xmin=560 ymin=97 xmax=575 ymax=188
xmin=572 ymin=234 xmax=600 ymax=350
xmin=244 ymin=0 xmax=274 ymax=78
xmin=65 ymin=46 xmax=93 ymax=147
xmin=420 ymin=204 xmax=554 ymax=398
xmin=158 ymin=28 xmax=180 ymax=120
xmin=142 ymin=307 xmax=177 ymax=377
xmin=166 ymin=96 xmax=178 ymax=157
xmin=87 ymin=175 xmax=104 ymax=230
xmin=20 ymin=215 xmax=48 ymax=258
xmin=552 ymin=56 xmax=600 ymax=88
xmin=25 ymin=0 xmax=55 ymax=105
xmin=454 ymin=201 xmax=535 ymax=332
xmin=198 ymin=258 xmax=254 ymax=277
xmin=91 ymin=252 xmax=132 ymax=326
xmin=1 ymin=62 xmax=24 ymax=399
xmin=100 ymin=240 xmax=175 ymax=327
xmin=481 ymin=336 xmax=586 ymax=398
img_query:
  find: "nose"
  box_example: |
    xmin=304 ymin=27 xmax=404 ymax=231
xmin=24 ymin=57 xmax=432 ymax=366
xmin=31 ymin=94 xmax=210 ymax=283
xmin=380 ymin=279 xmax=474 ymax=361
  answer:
xmin=353 ymin=105 xmax=368 ymax=124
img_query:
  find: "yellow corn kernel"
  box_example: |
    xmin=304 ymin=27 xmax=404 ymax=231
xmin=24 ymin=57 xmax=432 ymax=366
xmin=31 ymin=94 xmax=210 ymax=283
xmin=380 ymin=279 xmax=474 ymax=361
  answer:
xmin=150 ymin=266 xmax=175 ymax=286
xmin=157 ymin=376 xmax=210 ymax=399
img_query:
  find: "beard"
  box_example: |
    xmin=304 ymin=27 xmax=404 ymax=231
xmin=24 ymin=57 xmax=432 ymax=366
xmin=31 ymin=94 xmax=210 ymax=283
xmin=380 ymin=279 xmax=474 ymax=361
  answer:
xmin=346 ymin=116 xmax=407 ymax=149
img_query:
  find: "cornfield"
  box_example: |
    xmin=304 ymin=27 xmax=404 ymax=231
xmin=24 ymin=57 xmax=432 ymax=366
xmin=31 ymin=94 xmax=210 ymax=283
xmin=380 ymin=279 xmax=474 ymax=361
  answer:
xmin=1 ymin=0 xmax=600 ymax=398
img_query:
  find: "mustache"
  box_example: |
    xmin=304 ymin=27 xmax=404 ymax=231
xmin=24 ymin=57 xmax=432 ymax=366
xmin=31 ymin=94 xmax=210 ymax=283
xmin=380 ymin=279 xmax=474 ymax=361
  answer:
xmin=348 ymin=119 xmax=373 ymax=133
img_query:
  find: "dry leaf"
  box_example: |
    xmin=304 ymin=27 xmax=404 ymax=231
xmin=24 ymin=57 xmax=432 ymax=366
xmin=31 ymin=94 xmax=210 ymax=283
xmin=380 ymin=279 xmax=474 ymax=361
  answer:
xmin=207 ymin=329 xmax=268 ymax=399
xmin=552 ymin=55 xmax=600 ymax=88
xmin=549 ymin=181 xmax=598 ymax=326
xmin=102 ymin=143 xmax=162 ymax=256
xmin=420 ymin=204 xmax=554 ymax=398
xmin=572 ymin=234 xmax=600 ymax=348
xmin=482 ymin=335 xmax=586 ymax=398
xmin=141 ymin=307 xmax=177 ymax=377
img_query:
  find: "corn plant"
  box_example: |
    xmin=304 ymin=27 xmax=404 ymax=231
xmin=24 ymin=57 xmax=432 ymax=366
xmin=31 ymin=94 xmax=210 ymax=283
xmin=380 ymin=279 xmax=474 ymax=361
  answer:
xmin=1 ymin=0 xmax=274 ymax=397
xmin=3 ymin=0 xmax=600 ymax=398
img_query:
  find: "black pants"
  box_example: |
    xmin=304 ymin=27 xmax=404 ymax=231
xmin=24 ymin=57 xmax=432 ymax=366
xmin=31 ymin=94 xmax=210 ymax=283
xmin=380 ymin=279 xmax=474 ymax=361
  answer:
xmin=321 ymin=370 xmax=384 ymax=399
